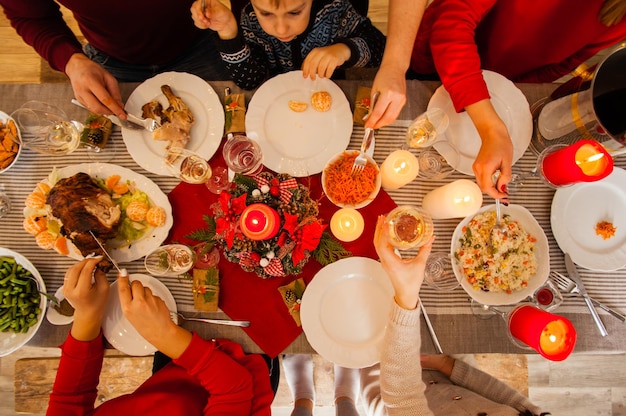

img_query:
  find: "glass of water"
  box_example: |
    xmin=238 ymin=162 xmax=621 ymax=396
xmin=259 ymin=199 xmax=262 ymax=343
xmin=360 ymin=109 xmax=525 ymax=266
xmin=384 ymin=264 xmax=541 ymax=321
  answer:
xmin=11 ymin=101 xmax=81 ymax=154
xmin=222 ymin=133 xmax=263 ymax=175
xmin=144 ymin=244 xmax=196 ymax=277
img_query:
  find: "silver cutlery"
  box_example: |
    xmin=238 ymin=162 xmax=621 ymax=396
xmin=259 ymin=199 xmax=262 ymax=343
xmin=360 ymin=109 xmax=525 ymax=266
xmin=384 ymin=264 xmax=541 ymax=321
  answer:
xmin=351 ymin=127 xmax=374 ymax=175
xmin=126 ymin=113 xmax=160 ymax=132
xmin=88 ymin=230 xmax=123 ymax=275
xmin=420 ymin=299 xmax=443 ymax=354
xmin=550 ymin=271 xmax=625 ymax=322
xmin=71 ymin=99 xmax=158 ymax=131
xmin=564 ymin=253 xmax=608 ymax=336
xmin=170 ymin=311 xmax=250 ymax=327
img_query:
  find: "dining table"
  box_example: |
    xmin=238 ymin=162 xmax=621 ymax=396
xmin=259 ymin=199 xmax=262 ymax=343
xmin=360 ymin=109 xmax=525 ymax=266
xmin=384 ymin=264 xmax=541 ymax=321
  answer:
xmin=0 ymin=77 xmax=625 ymax=358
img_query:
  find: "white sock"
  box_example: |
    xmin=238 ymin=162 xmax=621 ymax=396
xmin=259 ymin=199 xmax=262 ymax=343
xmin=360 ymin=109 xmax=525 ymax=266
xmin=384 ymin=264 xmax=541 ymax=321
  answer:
xmin=283 ymin=354 xmax=315 ymax=403
xmin=334 ymin=364 xmax=360 ymax=403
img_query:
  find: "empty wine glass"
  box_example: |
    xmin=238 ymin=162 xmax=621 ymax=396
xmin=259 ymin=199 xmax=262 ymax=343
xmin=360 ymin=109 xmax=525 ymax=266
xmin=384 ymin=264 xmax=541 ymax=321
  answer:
xmin=222 ymin=133 xmax=263 ymax=175
xmin=386 ymin=205 xmax=434 ymax=250
xmin=405 ymin=108 xmax=449 ymax=149
xmin=424 ymin=252 xmax=459 ymax=291
xmin=144 ymin=244 xmax=196 ymax=277
xmin=164 ymin=147 xmax=212 ymax=184
xmin=11 ymin=101 xmax=81 ymax=154
xmin=417 ymin=141 xmax=460 ymax=180
xmin=0 ymin=185 xmax=11 ymax=219
xmin=204 ymin=165 xmax=230 ymax=194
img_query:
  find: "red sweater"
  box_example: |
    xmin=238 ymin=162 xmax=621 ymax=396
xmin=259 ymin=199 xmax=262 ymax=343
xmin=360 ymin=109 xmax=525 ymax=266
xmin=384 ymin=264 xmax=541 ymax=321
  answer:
xmin=0 ymin=0 xmax=202 ymax=72
xmin=46 ymin=332 xmax=273 ymax=416
xmin=411 ymin=0 xmax=626 ymax=112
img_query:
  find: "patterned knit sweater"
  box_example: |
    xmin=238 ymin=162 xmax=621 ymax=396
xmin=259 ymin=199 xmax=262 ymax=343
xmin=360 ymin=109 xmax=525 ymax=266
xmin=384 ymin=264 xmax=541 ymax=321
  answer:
xmin=216 ymin=0 xmax=385 ymax=90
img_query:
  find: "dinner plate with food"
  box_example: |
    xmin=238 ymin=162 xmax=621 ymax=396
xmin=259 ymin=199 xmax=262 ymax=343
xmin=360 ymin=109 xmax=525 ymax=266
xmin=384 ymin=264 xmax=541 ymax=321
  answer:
xmin=551 ymin=167 xmax=626 ymax=271
xmin=428 ymin=70 xmax=533 ymax=176
xmin=123 ymin=71 xmax=224 ymax=176
xmin=22 ymin=163 xmax=173 ymax=263
xmin=246 ymin=71 xmax=353 ymax=177
xmin=451 ymin=204 xmax=549 ymax=305
xmin=300 ymin=257 xmax=393 ymax=368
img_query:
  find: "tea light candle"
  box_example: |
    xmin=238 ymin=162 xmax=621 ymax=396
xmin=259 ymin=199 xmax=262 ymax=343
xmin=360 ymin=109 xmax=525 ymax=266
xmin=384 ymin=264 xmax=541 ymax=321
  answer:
xmin=239 ymin=203 xmax=280 ymax=241
xmin=421 ymin=179 xmax=483 ymax=219
xmin=541 ymin=140 xmax=613 ymax=186
xmin=330 ymin=208 xmax=365 ymax=242
xmin=508 ymin=304 xmax=576 ymax=361
xmin=380 ymin=150 xmax=420 ymax=190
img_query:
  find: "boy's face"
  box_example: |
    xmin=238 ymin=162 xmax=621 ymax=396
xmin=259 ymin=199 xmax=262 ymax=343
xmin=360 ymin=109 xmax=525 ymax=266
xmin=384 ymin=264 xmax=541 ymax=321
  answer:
xmin=250 ymin=0 xmax=313 ymax=43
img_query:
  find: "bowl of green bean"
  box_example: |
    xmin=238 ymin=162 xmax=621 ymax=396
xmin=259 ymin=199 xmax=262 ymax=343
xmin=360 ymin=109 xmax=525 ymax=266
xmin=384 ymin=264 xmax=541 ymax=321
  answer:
xmin=0 ymin=247 xmax=46 ymax=357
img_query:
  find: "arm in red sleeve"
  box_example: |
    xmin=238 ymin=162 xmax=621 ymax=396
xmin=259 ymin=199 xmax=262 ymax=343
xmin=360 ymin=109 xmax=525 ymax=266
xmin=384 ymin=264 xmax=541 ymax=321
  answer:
xmin=46 ymin=331 xmax=105 ymax=416
xmin=0 ymin=0 xmax=84 ymax=72
xmin=428 ymin=0 xmax=498 ymax=112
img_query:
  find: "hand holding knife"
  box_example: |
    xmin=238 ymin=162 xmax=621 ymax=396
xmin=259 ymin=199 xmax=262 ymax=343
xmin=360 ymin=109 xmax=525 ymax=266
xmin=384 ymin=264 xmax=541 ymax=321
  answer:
xmin=565 ymin=253 xmax=608 ymax=337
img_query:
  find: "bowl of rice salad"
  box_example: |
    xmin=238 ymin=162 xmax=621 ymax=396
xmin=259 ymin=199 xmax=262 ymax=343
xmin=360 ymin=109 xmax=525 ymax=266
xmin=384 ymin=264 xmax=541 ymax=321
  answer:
xmin=450 ymin=204 xmax=549 ymax=305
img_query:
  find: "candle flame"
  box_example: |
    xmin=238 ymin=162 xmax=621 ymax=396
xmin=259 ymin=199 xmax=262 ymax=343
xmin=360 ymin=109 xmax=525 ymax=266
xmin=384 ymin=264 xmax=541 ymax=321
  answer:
xmin=394 ymin=160 xmax=409 ymax=174
xmin=575 ymin=152 xmax=604 ymax=165
xmin=549 ymin=334 xmax=557 ymax=343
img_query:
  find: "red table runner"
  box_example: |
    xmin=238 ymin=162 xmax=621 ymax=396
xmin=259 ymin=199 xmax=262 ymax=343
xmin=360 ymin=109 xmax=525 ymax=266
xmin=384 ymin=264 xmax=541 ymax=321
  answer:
xmin=167 ymin=160 xmax=397 ymax=357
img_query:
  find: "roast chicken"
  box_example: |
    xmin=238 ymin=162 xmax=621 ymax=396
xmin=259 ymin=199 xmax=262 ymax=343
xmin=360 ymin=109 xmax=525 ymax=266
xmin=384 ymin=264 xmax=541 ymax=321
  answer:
xmin=46 ymin=172 xmax=121 ymax=270
xmin=142 ymin=84 xmax=194 ymax=156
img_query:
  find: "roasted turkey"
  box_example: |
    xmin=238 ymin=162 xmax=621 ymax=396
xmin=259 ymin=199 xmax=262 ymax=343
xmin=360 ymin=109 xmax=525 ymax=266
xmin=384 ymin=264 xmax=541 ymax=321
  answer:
xmin=46 ymin=172 xmax=121 ymax=270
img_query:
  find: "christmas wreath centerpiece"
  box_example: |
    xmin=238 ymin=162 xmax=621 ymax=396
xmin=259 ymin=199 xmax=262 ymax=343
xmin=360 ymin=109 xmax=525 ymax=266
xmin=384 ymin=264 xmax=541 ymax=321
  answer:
xmin=193 ymin=172 xmax=350 ymax=279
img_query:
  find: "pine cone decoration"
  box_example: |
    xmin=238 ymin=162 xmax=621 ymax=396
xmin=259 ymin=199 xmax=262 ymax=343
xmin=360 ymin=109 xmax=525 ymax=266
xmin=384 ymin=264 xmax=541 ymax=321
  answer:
xmin=284 ymin=289 xmax=296 ymax=305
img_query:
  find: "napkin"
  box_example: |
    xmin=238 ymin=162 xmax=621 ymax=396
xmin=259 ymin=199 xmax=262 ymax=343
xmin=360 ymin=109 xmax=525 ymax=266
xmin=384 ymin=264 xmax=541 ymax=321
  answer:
xmin=192 ymin=267 xmax=220 ymax=311
xmin=224 ymin=92 xmax=246 ymax=134
xmin=166 ymin=151 xmax=397 ymax=357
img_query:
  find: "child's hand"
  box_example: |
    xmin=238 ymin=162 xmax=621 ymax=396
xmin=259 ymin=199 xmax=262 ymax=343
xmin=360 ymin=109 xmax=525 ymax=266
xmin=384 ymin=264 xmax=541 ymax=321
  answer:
xmin=190 ymin=0 xmax=238 ymax=39
xmin=302 ymin=44 xmax=351 ymax=79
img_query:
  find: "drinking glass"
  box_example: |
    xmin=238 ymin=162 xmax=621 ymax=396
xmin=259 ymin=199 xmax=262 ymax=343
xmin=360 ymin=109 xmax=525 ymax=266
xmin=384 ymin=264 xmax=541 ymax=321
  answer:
xmin=11 ymin=101 xmax=81 ymax=154
xmin=164 ymin=147 xmax=212 ymax=184
xmin=205 ymin=165 xmax=230 ymax=194
xmin=0 ymin=185 xmax=11 ymax=219
xmin=405 ymin=108 xmax=449 ymax=149
xmin=424 ymin=252 xmax=459 ymax=291
xmin=532 ymin=279 xmax=563 ymax=312
xmin=417 ymin=141 xmax=460 ymax=180
xmin=222 ymin=133 xmax=263 ymax=175
xmin=386 ymin=205 xmax=434 ymax=250
xmin=144 ymin=244 xmax=196 ymax=277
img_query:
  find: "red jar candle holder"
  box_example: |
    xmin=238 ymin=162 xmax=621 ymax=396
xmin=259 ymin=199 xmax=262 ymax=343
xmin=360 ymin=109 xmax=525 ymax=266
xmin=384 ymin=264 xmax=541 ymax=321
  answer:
xmin=239 ymin=203 xmax=281 ymax=241
xmin=540 ymin=140 xmax=613 ymax=186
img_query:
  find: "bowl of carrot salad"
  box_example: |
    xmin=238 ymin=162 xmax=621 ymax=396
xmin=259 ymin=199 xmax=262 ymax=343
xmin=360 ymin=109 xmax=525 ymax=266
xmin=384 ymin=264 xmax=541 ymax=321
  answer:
xmin=322 ymin=150 xmax=381 ymax=209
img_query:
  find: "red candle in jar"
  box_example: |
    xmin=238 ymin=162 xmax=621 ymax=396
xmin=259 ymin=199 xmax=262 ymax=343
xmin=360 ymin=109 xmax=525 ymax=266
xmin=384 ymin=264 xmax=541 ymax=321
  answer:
xmin=239 ymin=203 xmax=280 ymax=241
xmin=541 ymin=140 xmax=613 ymax=186
xmin=508 ymin=304 xmax=576 ymax=361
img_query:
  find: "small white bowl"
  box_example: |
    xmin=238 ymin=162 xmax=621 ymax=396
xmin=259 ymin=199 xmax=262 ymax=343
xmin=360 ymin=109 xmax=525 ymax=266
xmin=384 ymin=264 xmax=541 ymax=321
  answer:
xmin=0 ymin=111 xmax=21 ymax=173
xmin=46 ymin=286 xmax=74 ymax=326
xmin=322 ymin=150 xmax=381 ymax=209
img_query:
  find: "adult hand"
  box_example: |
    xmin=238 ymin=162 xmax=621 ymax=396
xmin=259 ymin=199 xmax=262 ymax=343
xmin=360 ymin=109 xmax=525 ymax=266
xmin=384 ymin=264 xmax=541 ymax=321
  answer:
xmin=466 ymin=99 xmax=513 ymax=201
xmin=373 ymin=215 xmax=434 ymax=310
xmin=191 ymin=0 xmax=238 ymax=39
xmin=63 ymin=257 xmax=110 ymax=341
xmin=117 ymin=273 xmax=192 ymax=359
xmin=364 ymin=62 xmax=407 ymax=129
xmin=64 ymin=53 xmax=126 ymax=120
xmin=302 ymin=44 xmax=351 ymax=80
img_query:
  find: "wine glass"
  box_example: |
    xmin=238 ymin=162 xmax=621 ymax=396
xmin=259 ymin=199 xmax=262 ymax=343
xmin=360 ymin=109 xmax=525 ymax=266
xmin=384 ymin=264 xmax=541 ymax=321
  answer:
xmin=144 ymin=244 xmax=196 ymax=277
xmin=405 ymin=108 xmax=449 ymax=149
xmin=164 ymin=147 xmax=212 ymax=184
xmin=386 ymin=205 xmax=434 ymax=250
xmin=424 ymin=252 xmax=459 ymax=291
xmin=222 ymin=133 xmax=263 ymax=175
xmin=0 ymin=185 xmax=11 ymax=219
xmin=532 ymin=279 xmax=564 ymax=312
xmin=417 ymin=141 xmax=460 ymax=180
xmin=204 ymin=165 xmax=230 ymax=194
xmin=11 ymin=101 xmax=81 ymax=155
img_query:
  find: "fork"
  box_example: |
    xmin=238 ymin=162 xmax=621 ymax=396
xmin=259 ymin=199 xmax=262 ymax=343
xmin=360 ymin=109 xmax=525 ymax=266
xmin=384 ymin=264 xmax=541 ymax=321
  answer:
xmin=351 ymin=127 xmax=374 ymax=175
xmin=170 ymin=311 xmax=250 ymax=327
xmin=126 ymin=113 xmax=161 ymax=132
xmin=550 ymin=271 xmax=626 ymax=322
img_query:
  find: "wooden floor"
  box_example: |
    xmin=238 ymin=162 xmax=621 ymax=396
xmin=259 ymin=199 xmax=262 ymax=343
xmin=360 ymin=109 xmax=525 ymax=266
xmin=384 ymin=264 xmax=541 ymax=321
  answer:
xmin=2 ymin=1 xmax=626 ymax=415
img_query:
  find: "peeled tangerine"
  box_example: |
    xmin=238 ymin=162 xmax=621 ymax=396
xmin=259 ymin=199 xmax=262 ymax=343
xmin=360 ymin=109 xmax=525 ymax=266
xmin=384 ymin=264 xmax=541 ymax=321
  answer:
xmin=126 ymin=200 xmax=149 ymax=222
xmin=25 ymin=191 xmax=47 ymax=209
xmin=53 ymin=236 xmax=69 ymax=256
xmin=35 ymin=231 xmax=56 ymax=250
xmin=146 ymin=206 xmax=166 ymax=227
xmin=23 ymin=216 xmax=48 ymax=235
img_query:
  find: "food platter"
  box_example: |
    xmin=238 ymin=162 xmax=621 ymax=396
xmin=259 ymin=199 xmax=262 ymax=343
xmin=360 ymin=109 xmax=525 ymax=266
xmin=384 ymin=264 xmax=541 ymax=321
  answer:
xmin=123 ymin=71 xmax=224 ymax=176
xmin=103 ymin=274 xmax=177 ymax=356
xmin=300 ymin=257 xmax=393 ymax=368
xmin=0 ymin=248 xmax=46 ymax=357
xmin=24 ymin=163 xmax=173 ymax=263
xmin=246 ymin=71 xmax=353 ymax=177
xmin=551 ymin=167 xmax=626 ymax=271
xmin=451 ymin=204 xmax=549 ymax=305
xmin=428 ymin=70 xmax=532 ymax=176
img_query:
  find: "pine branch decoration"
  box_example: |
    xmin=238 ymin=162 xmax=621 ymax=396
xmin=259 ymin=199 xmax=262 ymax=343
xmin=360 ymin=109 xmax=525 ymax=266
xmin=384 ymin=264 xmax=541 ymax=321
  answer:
xmin=313 ymin=231 xmax=352 ymax=266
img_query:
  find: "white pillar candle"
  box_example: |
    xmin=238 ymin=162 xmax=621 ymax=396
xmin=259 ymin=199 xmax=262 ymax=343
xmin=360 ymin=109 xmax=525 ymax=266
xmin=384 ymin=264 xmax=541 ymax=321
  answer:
xmin=422 ymin=179 xmax=483 ymax=219
xmin=330 ymin=208 xmax=365 ymax=242
xmin=380 ymin=150 xmax=420 ymax=190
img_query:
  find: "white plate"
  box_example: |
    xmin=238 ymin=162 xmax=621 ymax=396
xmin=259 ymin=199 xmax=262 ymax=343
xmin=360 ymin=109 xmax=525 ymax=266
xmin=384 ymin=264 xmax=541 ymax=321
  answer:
xmin=46 ymin=286 xmax=74 ymax=326
xmin=428 ymin=70 xmax=532 ymax=176
xmin=123 ymin=72 xmax=225 ymax=176
xmin=246 ymin=71 xmax=353 ymax=177
xmin=0 ymin=248 xmax=46 ymax=357
xmin=551 ymin=167 xmax=626 ymax=271
xmin=29 ymin=163 xmax=173 ymax=263
xmin=300 ymin=257 xmax=393 ymax=368
xmin=451 ymin=204 xmax=550 ymax=305
xmin=103 ymin=274 xmax=177 ymax=356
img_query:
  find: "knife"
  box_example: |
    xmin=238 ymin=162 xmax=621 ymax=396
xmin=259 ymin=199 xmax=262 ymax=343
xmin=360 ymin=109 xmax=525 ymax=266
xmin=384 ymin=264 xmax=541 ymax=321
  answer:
xmin=88 ymin=230 xmax=124 ymax=275
xmin=565 ymin=253 xmax=608 ymax=337
xmin=71 ymin=99 xmax=144 ymax=130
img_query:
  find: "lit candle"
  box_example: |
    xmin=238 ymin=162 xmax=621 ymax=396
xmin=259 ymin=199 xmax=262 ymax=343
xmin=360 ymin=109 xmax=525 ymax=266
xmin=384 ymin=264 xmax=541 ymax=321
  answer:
xmin=380 ymin=150 xmax=420 ymax=190
xmin=330 ymin=208 xmax=365 ymax=242
xmin=508 ymin=304 xmax=576 ymax=361
xmin=541 ymin=140 xmax=613 ymax=186
xmin=421 ymin=179 xmax=483 ymax=219
xmin=239 ymin=203 xmax=280 ymax=241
